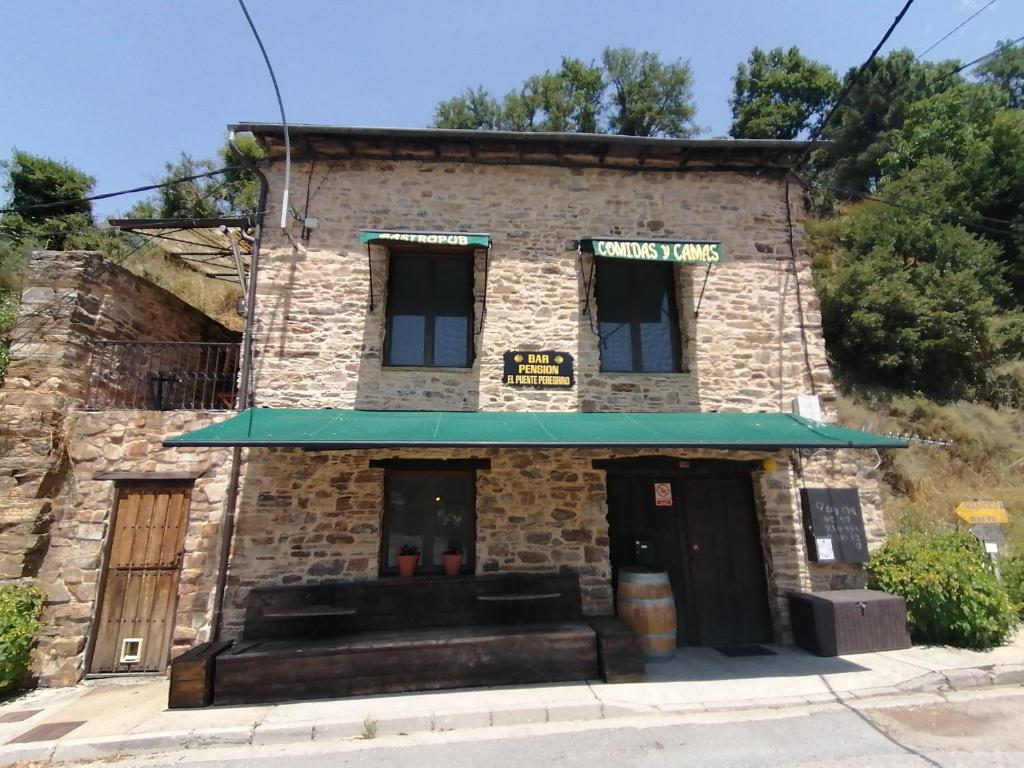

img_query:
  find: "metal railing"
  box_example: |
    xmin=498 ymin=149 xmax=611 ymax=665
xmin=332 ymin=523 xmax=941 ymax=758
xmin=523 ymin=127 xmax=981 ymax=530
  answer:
xmin=86 ymin=341 xmax=241 ymax=411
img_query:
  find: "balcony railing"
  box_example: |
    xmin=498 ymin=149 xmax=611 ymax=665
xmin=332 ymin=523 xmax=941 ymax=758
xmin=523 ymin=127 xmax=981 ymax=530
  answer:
xmin=86 ymin=341 xmax=241 ymax=411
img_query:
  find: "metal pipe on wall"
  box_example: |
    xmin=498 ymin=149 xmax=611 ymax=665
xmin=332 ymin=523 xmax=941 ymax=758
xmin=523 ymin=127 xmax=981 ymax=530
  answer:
xmin=209 ymin=134 xmax=268 ymax=642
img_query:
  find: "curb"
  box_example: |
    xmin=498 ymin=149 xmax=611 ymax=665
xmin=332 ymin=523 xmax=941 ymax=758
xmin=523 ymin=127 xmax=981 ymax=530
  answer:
xmin=2 ymin=665 xmax=1023 ymax=766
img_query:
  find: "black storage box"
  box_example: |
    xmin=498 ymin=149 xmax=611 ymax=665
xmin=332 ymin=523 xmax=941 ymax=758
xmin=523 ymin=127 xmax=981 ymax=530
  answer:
xmin=789 ymin=589 xmax=911 ymax=656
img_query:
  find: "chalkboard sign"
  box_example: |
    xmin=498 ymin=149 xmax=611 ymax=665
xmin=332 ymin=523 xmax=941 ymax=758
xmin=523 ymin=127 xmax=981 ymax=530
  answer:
xmin=800 ymin=488 xmax=869 ymax=564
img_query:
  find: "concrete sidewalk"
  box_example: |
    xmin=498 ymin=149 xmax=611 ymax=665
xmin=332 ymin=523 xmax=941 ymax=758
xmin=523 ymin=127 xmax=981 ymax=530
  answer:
xmin=2 ymin=633 xmax=1023 ymax=766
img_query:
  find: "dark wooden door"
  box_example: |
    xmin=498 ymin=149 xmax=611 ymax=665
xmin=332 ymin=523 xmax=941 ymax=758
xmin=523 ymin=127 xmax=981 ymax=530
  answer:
xmin=607 ymin=469 xmax=772 ymax=647
xmin=90 ymin=482 xmax=191 ymax=674
xmin=678 ymin=477 xmax=772 ymax=646
xmin=607 ymin=474 xmax=690 ymax=644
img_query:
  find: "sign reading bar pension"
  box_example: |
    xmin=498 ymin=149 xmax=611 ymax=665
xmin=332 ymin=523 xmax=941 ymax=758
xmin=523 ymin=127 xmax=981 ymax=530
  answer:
xmin=503 ymin=350 xmax=574 ymax=388
xmin=586 ymin=237 xmax=724 ymax=265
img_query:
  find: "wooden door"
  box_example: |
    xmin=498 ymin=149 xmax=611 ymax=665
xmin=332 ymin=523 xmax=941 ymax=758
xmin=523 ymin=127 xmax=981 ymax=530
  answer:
xmin=90 ymin=482 xmax=191 ymax=674
xmin=607 ymin=474 xmax=689 ymax=644
xmin=678 ymin=476 xmax=772 ymax=646
xmin=607 ymin=468 xmax=772 ymax=647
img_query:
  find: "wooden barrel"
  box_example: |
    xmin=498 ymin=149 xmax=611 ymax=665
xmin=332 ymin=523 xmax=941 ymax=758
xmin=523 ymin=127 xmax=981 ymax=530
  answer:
xmin=616 ymin=568 xmax=677 ymax=659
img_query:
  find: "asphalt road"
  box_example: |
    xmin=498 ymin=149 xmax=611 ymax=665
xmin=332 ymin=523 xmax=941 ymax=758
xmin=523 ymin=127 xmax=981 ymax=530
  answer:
xmin=83 ymin=688 xmax=1024 ymax=768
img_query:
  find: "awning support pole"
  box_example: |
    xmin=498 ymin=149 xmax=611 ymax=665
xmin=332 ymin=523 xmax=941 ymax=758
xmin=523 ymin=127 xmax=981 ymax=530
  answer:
xmin=366 ymin=243 xmax=375 ymax=311
xmin=476 ymin=245 xmax=490 ymax=335
xmin=694 ymin=263 xmax=713 ymax=319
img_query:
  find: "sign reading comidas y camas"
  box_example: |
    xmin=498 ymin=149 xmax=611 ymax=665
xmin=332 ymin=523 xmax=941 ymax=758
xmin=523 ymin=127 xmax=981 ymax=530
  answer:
xmin=503 ymin=351 xmax=574 ymax=388
xmin=587 ymin=238 xmax=725 ymax=265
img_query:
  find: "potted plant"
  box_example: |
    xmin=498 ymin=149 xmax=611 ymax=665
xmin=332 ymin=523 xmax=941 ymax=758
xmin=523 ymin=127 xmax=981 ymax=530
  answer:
xmin=442 ymin=546 xmax=463 ymax=576
xmin=396 ymin=544 xmax=420 ymax=577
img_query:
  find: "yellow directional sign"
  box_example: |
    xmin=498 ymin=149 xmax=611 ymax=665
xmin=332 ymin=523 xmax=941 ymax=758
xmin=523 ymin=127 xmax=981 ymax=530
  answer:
xmin=955 ymin=500 xmax=1009 ymax=525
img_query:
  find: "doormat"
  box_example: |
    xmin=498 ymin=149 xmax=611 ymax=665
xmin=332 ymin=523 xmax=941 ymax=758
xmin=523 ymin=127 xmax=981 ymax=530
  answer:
xmin=715 ymin=645 xmax=777 ymax=658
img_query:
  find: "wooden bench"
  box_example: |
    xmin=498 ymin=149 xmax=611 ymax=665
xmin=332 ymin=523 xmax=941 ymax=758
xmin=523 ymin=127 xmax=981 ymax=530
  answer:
xmin=169 ymin=573 xmax=645 ymax=707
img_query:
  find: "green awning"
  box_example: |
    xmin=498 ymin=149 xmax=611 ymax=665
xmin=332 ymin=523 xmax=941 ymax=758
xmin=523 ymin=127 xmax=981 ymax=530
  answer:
xmin=164 ymin=409 xmax=906 ymax=450
xmin=358 ymin=229 xmax=491 ymax=248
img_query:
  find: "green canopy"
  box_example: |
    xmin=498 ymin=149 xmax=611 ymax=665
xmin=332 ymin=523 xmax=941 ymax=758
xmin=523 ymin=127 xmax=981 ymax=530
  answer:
xmin=358 ymin=230 xmax=491 ymax=248
xmin=164 ymin=409 xmax=906 ymax=450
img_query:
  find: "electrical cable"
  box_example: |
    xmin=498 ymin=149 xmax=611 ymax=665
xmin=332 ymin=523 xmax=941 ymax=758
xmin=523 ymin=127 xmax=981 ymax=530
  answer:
xmin=797 ymin=174 xmax=1015 ymax=236
xmin=0 ymin=167 xmax=231 ymax=216
xmin=927 ymin=33 xmax=1024 ymax=90
xmin=917 ymin=0 xmax=997 ymax=59
xmin=795 ymin=0 xmax=917 ymax=173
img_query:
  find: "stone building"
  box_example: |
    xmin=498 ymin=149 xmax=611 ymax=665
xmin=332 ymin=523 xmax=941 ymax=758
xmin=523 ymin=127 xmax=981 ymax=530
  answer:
xmin=1 ymin=126 xmax=903 ymax=688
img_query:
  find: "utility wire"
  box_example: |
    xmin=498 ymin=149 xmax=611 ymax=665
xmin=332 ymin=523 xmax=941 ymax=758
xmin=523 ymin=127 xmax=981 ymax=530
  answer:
xmin=796 ymin=174 xmax=1015 ymax=237
xmin=0 ymin=167 xmax=231 ymax=216
xmin=918 ymin=0 xmax=997 ymax=59
xmin=928 ymin=33 xmax=1024 ymax=89
xmin=795 ymin=0 xmax=917 ymax=173
xmin=796 ymin=36 xmax=1024 ymax=230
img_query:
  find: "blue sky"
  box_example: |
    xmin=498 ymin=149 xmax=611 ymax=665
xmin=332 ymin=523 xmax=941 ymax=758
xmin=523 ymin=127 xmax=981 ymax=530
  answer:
xmin=1 ymin=1 xmax=1020 ymax=216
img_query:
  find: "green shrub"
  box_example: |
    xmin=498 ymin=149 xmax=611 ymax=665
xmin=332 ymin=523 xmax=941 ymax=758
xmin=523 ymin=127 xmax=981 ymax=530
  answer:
xmin=868 ymin=532 xmax=1018 ymax=649
xmin=0 ymin=584 xmax=44 ymax=692
xmin=1003 ymin=556 xmax=1024 ymax=619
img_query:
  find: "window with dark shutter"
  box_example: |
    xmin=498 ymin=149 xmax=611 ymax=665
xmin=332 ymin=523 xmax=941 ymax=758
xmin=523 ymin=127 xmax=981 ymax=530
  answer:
xmin=595 ymin=259 xmax=682 ymax=373
xmin=384 ymin=253 xmax=474 ymax=368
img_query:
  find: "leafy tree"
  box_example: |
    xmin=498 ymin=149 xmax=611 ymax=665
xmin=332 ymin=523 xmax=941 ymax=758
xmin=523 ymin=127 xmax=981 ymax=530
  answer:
xmin=434 ymin=86 xmax=504 ymax=131
xmin=977 ymin=40 xmax=1024 ymax=109
xmin=881 ymin=84 xmax=1024 ymax=301
xmin=432 ymin=48 xmax=697 ymax=137
xmin=0 ymin=150 xmax=95 ymax=249
xmin=729 ymin=46 xmax=838 ymax=139
xmin=817 ymin=50 xmax=962 ymax=192
xmin=127 ymin=137 xmax=264 ymax=220
xmin=813 ymin=159 xmax=1008 ymax=398
xmin=601 ymin=48 xmax=697 ymax=137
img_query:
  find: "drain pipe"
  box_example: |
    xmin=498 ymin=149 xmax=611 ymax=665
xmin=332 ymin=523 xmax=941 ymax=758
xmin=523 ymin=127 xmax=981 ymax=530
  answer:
xmin=209 ymin=132 xmax=268 ymax=642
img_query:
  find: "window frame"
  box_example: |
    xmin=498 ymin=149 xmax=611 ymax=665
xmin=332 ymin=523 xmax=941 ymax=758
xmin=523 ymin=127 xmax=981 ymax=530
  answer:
xmin=379 ymin=468 xmax=477 ymax=577
xmin=383 ymin=250 xmax=476 ymax=369
xmin=594 ymin=258 xmax=684 ymax=374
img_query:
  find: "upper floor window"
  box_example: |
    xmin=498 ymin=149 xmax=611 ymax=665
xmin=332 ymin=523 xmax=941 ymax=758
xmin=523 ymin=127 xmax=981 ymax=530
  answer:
xmin=384 ymin=253 xmax=474 ymax=368
xmin=595 ymin=258 xmax=682 ymax=373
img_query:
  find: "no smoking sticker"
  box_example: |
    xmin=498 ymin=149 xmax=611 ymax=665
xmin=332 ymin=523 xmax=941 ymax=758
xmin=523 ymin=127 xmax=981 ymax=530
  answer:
xmin=654 ymin=482 xmax=673 ymax=507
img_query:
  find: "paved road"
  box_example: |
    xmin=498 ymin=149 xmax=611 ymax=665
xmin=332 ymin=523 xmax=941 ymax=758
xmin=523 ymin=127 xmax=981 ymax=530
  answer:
xmin=82 ymin=688 xmax=1024 ymax=768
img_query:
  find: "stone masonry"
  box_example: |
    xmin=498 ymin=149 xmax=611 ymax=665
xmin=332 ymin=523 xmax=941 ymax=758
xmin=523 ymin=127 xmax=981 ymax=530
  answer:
xmin=223 ymin=140 xmax=885 ymax=643
xmin=1 ymin=131 xmax=894 ymax=684
xmin=0 ymin=251 xmax=238 ymax=685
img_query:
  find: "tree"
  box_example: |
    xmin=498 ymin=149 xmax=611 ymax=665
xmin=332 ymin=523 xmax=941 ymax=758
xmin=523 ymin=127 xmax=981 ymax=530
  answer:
xmin=813 ymin=160 xmax=1008 ymax=398
xmin=729 ymin=46 xmax=838 ymax=139
xmin=434 ymin=87 xmax=504 ymax=131
xmin=126 ymin=137 xmax=264 ymax=220
xmin=817 ymin=50 xmax=963 ymax=191
xmin=602 ymin=48 xmax=697 ymax=137
xmin=432 ymin=48 xmax=698 ymax=137
xmin=0 ymin=151 xmax=95 ymax=249
xmin=977 ymin=40 xmax=1024 ymax=109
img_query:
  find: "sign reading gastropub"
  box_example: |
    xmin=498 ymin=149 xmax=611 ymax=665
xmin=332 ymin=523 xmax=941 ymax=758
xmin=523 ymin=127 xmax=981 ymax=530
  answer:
xmin=503 ymin=350 xmax=574 ymax=388
xmin=587 ymin=238 xmax=724 ymax=264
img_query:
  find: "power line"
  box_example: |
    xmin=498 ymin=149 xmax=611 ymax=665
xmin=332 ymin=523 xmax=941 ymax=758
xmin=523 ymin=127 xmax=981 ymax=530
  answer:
xmin=918 ymin=0 xmax=997 ymax=59
xmin=0 ymin=167 xmax=231 ymax=216
xmin=928 ymin=33 xmax=1024 ymax=90
xmin=796 ymin=173 xmax=1015 ymax=238
xmin=795 ymin=0 xmax=917 ymax=172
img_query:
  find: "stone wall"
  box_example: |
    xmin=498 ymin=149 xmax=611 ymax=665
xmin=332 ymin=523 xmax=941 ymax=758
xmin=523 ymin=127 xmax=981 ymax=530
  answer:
xmin=0 ymin=250 xmax=239 ymax=685
xmin=249 ymin=161 xmax=832 ymax=414
xmin=1 ymin=251 xmax=239 ymax=583
xmin=223 ymin=444 xmax=876 ymax=643
xmin=31 ymin=410 xmax=232 ymax=686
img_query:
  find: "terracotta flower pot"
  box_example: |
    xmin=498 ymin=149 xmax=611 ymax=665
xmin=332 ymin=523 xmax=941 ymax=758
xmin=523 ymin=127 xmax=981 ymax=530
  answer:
xmin=397 ymin=553 xmax=419 ymax=578
xmin=442 ymin=552 xmax=463 ymax=576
